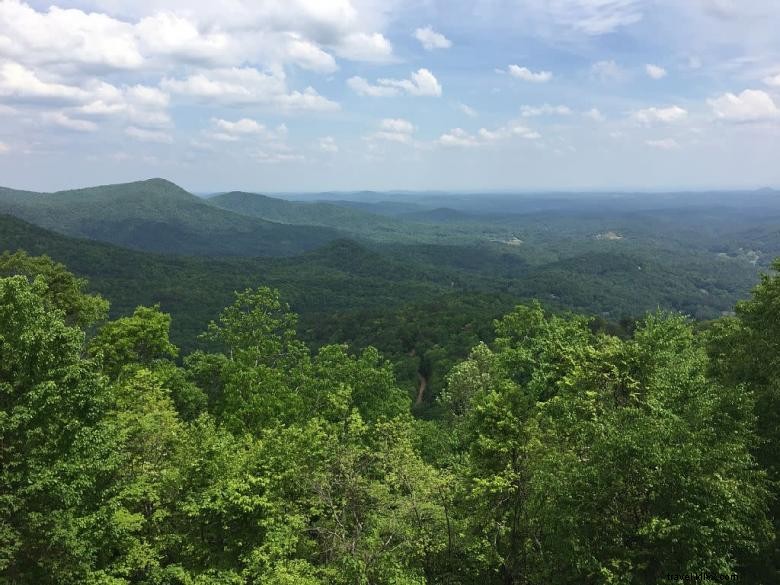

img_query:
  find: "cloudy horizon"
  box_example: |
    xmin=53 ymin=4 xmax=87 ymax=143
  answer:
xmin=1 ymin=0 xmax=780 ymax=193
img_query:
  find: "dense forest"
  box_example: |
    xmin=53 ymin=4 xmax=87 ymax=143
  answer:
xmin=1 ymin=251 xmax=778 ymax=584
xmin=1 ymin=180 xmax=779 ymax=583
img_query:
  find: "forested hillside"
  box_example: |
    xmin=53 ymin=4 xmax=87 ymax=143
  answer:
xmin=0 ymin=179 xmax=340 ymax=256
xmin=1 ymin=254 xmax=777 ymax=584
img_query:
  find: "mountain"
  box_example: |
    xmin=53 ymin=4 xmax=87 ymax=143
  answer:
xmin=0 ymin=214 xmax=452 ymax=349
xmin=0 ymin=179 xmax=340 ymax=257
xmin=208 ymin=191 xmax=414 ymax=239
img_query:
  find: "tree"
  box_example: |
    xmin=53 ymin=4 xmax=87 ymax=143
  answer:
xmin=88 ymin=305 xmax=178 ymax=379
xmin=0 ymin=250 xmax=108 ymax=329
xmin=0 ymin=276 xmax=112 ymax=583
xmin=450 ymin=304 xmax=770 ymax=584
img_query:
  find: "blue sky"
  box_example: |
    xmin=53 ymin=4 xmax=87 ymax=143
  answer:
xmin=1 ymin=0 xmax=780 ymax=192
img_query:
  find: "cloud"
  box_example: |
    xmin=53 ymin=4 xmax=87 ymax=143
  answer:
xmin=633 ymin=105 xmax=688 ymax=124
xmin=438 ymin=121 xmax=540 ymax=147
xmin=763 ymin=73 xmax=780 ymax=87
xmin=520 ymin=104 xmax=572 ymax=117
xmin=135 ymin=11 xmax=229 ymax=64
xmin=369 ymin=118 xmax=416 ymax=143
xmin=0 ymin=141 xmax=9 ymax=154
xmin=334 ymin=32 xmax=393 ymax=62
xmin=507 ymin=65 xmax=553 ymax=83
xmin=162 ymin=66 xmax=339 ymax=111
xmin=282 ymin=34 xmax=338 ymax=73
xmin=125 ymin=126 xmax=173 ymax=143
xmin=205 ymin=117 xmax=288 ymax=142
xmin=414 ymin=26 xmax=452 ymax=50
xmin=646 ymin=138 xmax=680 ymax=150
xmin=591 ymin=60 xmax=625 ymax=81
xmin=0 ymin=62 xmax=90 ymax=103
xmin=348 ymin=68 xmax=442 ymax=97
xmin=529 ymin=0 xmax=644 ymax=35
xmin=458 ymin=103 xmax=478 ymax=117
xmin=438 ymin=128 xmax=481 ymax=148
xmin=585 ymin=107 xmax=605 ymax=121
xmin=318 ymin=136 xmax=338 ymax=152
xmin=646 ymin=64 xmax=667 ymax=79
xmin=42 ymin=111 xmax=98 ymax=132
xmin=708 ymin=89 xmax=780 ymax=122
xmin=0 ymin=0 xmax=143 ymax=72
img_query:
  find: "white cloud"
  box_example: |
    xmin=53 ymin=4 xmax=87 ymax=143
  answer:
xmin=438 ymin=128 xmax=481 ymax=148
xmin=646 ymin=64 xmax=667 ymax=79
xmin=646 ymin=138 xmax=680 ymax=150
xmin=42 ymin=111 xmax=98 ymax=132
xmin=507 ymin=65 xmax=553 ymax=82
xmin=0 ymin=0 xmax=143 ymax=72
xmin=633 ymin=105 xmax=688 ymax=124
xmin=0 ymin=62 xmax=89 ymax=103
xmin=125 ymin=126 xmax=173 ymax=143
xmin=370 ymin=118 xmax=416 ymax=143
xmin=318 ymin=136 xmax=338 ymax=152
xmin=591 ymin=60 xmax=624 ymax=81
xmin=347 ymin=76 xmax=398 ymax=97
xmin=708 ymin=89 xmax=780 ymax=122
xmin=135 ymin=12 xmax=229 ymax=64
xmin=763 ymin=73 xmax=780 ymax=87
xmin=585 ymin=108 xmax=605 ymax=121
xmin=283 ymin=33 xmax=338 ymax=73
xmin=335 ymin=32 xmax=393 ymax=62
xmin=414 ymin=26 xmax=452 ymax=50
xmin=520 ymin=104 xmax=572 ymax=117
xmin=205 ymin=117 xmax=287 ymax=142
xmin=348 ymin=68 xmax=442 ymax=97
xmin=162 ymin=67 xmax=339 ymax=111
xmin=528 ymin=0 xmax=644 ymax=35
xmin=438 ymin=121 xmax=540 ymax=147
xmin=458 ymin=103 xmax=478 ymax=117
xmin=0 ymin=141 xmax=9 ymax=154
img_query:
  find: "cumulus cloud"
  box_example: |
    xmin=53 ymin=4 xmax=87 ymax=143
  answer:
xmin=507 ymin=65 xmax=553 ymax=82
xmin=42 ymin=111 xmax=98 ymax=132
xmin=282 ymin=34 xmax=338 ymax=73
xmin=438 ymin=128 xmax=481 ymax=148
xmin=646 ymin=64 xmax=667 ymax=79
xmin=646 ymin=138 xmax=680 ymax=150
xmin=348 ymin=68 xmax=442 ymax=97
xmin=633 ymin=105 xmax=688 ymax=124
xmin=205 ymin=117 xmax=287 ymax=142
xmin=334 ymin=32 xmax=393 ymax=62
xmin=414 ymin=26 xmax=452 ymax=50
xmin=369 ymin=118 xmax=416 ymax=143
xmin=0 ymin=62 xmax=91 ymax=103
xmin=0 ymin=0 xmax=143 ymax=72
xmin=162 ymin=67 xmax=339 ymax=111
xmin=763 ymin=73 xmax=780 ymax=87
xmin=708 ymin=89 xmax=780 ymax=122
xmin=520 ymin=104 xmax=572 ymax=117
xmin=438 ymin=121 xmax=540 ymax=147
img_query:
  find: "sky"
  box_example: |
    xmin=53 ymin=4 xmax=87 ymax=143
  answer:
xmin=1 ymin=0 xmax=780 ymax=193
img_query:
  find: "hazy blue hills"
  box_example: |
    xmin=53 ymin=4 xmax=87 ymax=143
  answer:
xmin=0 ymin=178 xmax=340 ymax=256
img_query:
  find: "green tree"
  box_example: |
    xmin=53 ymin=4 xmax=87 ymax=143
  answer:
xmin=0 ymin=250 xmax=108 ymax=328
xmin=0 ymin=276 xmax=112 ymax=583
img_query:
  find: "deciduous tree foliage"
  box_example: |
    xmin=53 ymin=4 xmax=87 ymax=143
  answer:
xmin=0 ymin=257 xmax=776 ymax=584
